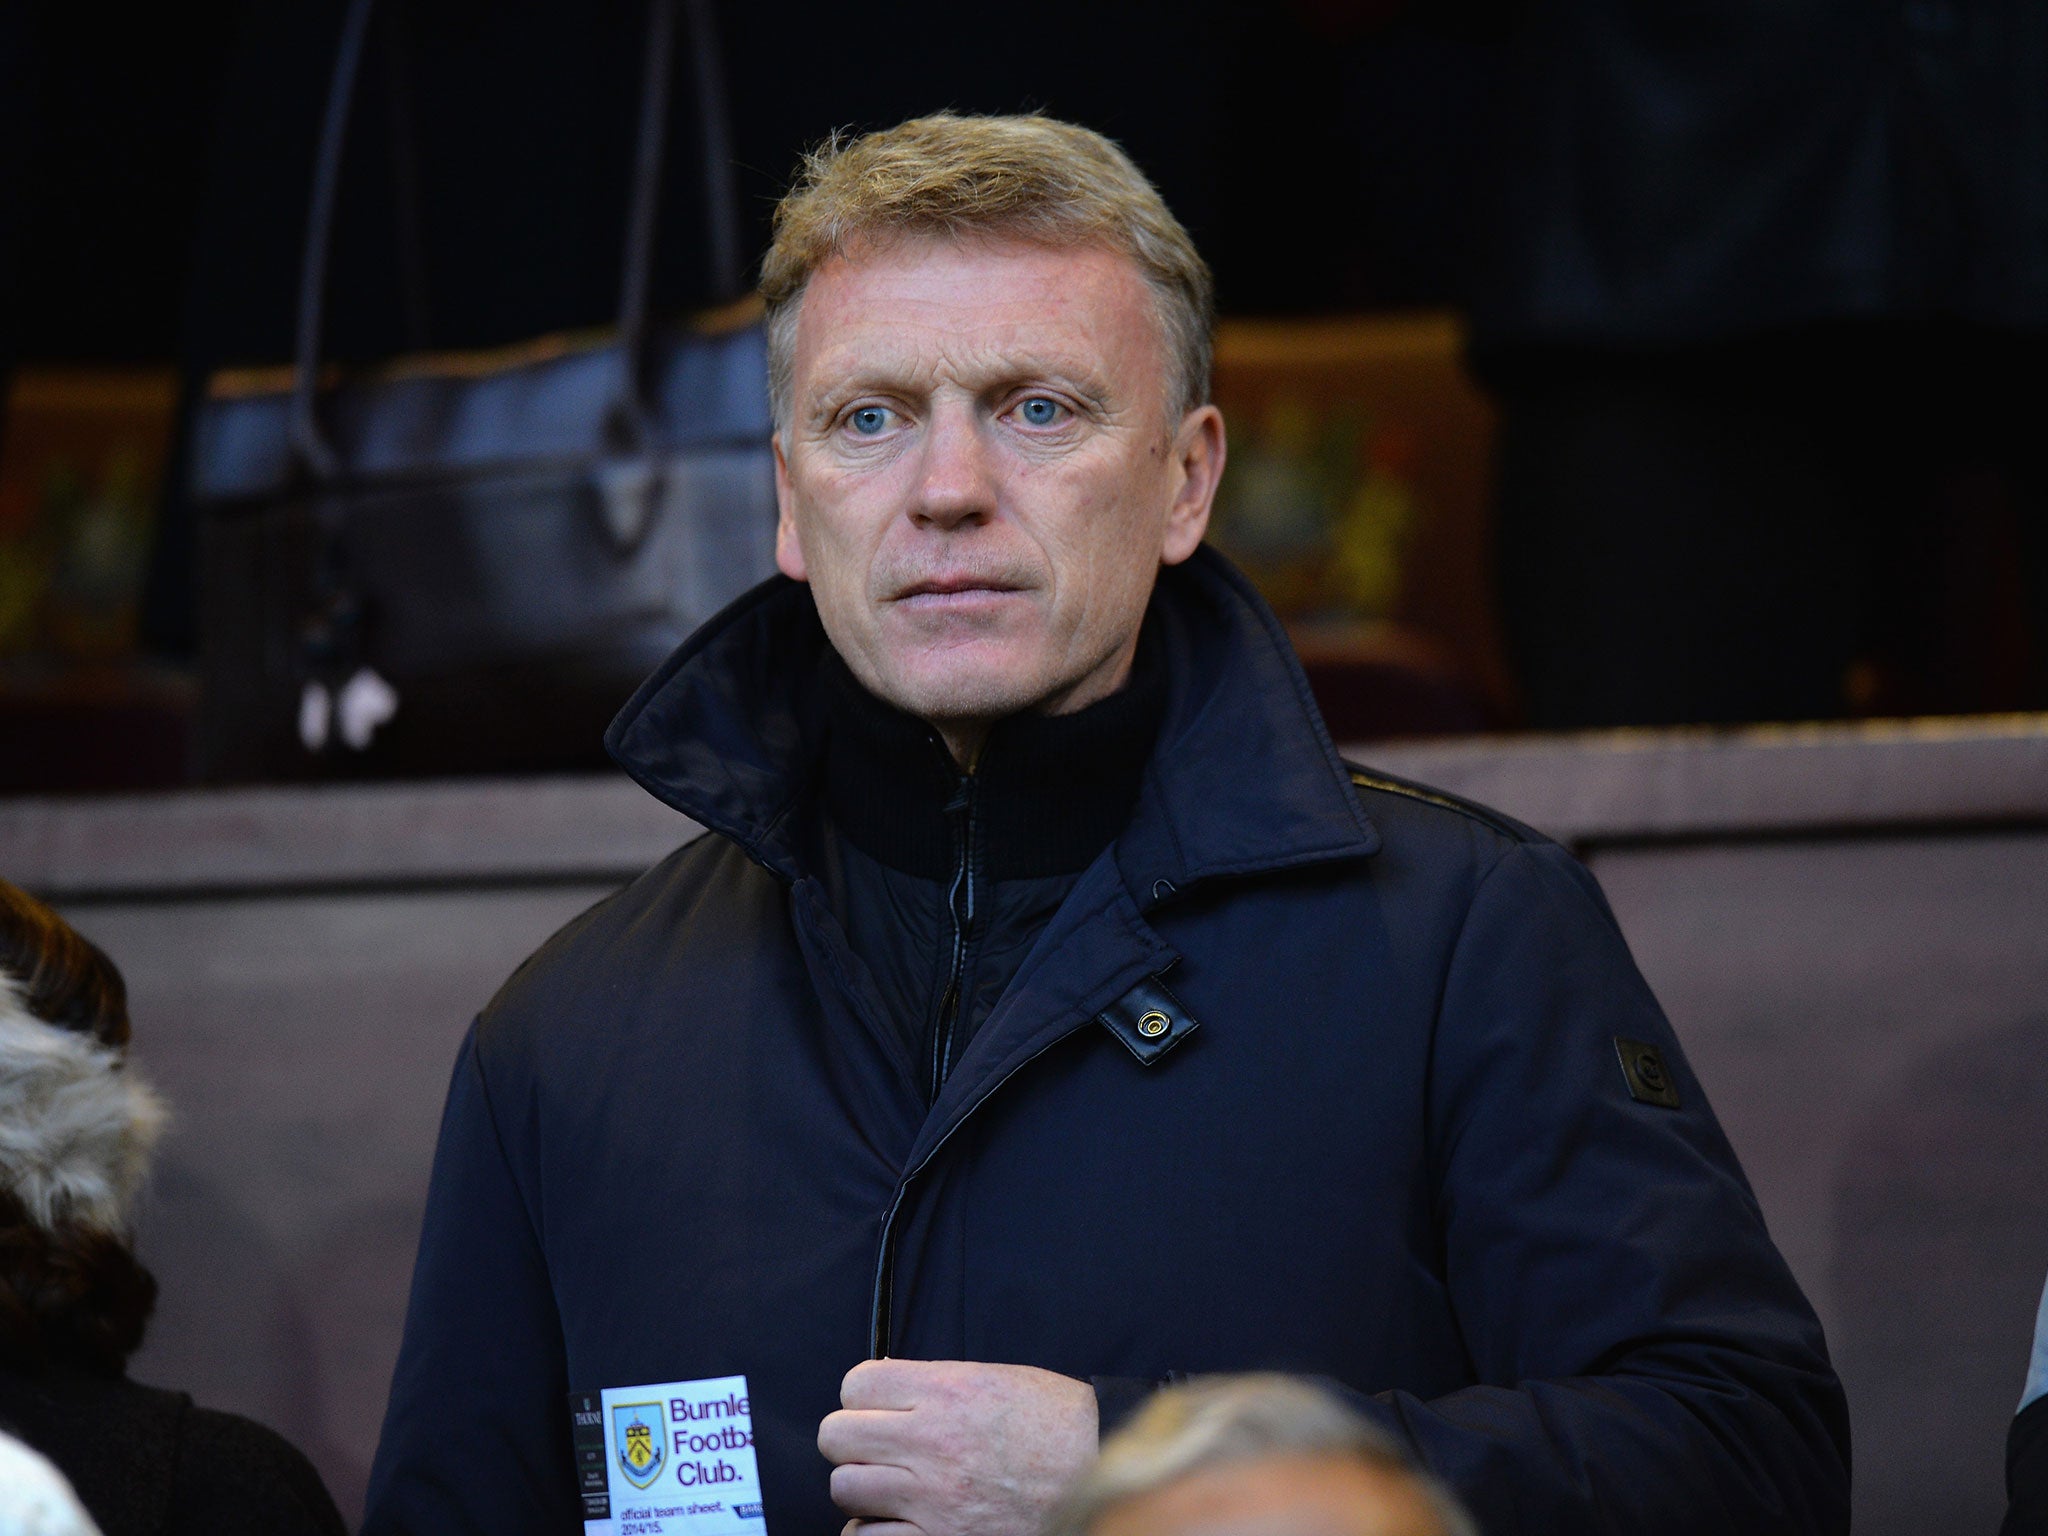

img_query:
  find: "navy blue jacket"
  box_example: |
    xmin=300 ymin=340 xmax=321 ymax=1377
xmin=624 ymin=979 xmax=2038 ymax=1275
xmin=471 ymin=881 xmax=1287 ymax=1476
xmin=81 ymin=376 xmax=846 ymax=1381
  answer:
xmin=364 ymin=548 xmax=1849 ymax=1535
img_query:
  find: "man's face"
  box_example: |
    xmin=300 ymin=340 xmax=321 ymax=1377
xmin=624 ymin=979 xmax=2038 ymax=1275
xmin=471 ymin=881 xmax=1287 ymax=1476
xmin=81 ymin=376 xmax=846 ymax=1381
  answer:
xmin=774 ymin=233 xmax=1224 ymax=743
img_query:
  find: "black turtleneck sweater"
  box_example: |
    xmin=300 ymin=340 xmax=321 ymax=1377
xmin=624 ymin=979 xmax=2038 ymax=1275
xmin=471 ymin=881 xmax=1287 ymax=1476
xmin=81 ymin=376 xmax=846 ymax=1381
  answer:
xmin=814 ymin=638 xmax=1165 ymax=1103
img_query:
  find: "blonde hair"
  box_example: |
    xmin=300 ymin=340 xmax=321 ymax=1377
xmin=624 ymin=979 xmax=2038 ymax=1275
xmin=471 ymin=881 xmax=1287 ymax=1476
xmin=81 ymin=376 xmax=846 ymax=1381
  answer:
xmin=1045 ymin=1375 xmax=1478 ymax=1536
xmin=759 ymin=112 xmax=1214 ymax=432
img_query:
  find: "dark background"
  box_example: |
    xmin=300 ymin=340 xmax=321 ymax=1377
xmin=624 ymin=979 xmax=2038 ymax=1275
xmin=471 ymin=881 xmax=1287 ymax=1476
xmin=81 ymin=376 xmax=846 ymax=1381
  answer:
xmin=2 ymin=0 xmax=2044 ymax=761
xmin=1 ymin=0 xmax=1503 ymax=665
xmin=5 ymin=1 xmax=1505 ymax=368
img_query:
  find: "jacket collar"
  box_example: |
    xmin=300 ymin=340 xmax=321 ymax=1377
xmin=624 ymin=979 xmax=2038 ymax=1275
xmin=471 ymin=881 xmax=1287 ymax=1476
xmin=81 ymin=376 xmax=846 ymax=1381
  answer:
xmin=604 ymin=544 xmax=1379 ymax=899
xmin=820 ymin=634 xmax=1165 ymax=881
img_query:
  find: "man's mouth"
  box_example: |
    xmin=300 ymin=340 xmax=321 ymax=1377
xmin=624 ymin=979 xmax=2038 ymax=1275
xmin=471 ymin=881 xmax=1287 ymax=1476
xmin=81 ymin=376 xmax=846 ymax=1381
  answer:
xmin=893 ymin=576 xmax=1025 ymax=602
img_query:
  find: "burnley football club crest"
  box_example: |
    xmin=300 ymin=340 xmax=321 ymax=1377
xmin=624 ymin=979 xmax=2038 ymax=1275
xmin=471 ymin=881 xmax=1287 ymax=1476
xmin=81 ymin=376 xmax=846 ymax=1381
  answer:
xmin=613 ymin=1401 xmax=666 ymax=1488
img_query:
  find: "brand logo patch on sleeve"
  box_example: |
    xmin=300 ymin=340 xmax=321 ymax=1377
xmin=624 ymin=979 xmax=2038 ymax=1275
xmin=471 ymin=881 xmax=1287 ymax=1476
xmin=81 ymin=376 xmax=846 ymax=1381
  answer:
xmin=1614 ymin=1037 xmax=1681 ymax=1109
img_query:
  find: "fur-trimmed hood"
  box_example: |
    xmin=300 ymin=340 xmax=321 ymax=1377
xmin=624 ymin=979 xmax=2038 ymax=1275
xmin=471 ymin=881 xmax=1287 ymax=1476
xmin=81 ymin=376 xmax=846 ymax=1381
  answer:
xmin=0 ymin=976 xmax=165 ymax=1235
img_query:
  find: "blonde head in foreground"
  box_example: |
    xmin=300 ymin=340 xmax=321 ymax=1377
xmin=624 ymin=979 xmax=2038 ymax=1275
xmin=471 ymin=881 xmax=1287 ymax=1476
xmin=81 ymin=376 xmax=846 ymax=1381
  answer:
xmin=1047 ymin=1376 xmax=1479 ymax=1536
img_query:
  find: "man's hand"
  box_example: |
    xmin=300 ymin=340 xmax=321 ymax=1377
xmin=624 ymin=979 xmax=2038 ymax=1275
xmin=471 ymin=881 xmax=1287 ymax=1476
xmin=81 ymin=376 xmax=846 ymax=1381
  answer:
xmin=817 ymin=1358 xmax=1099 ymax=1536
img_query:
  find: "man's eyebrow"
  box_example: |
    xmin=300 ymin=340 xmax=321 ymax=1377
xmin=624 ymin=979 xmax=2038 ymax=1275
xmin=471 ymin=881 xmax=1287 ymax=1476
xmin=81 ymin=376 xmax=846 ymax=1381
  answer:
xmin=807 ymin=366 xmax=919 ymax=404
xmin=974 ymin=351 xmax=1117 ymax=401
xmin=1001 ymin=361 xmax=1116 ymax=410
xmin=803 ymin=354 xmax=1118 ymax=418
xmin=796 ymin=383 xmax=884 ymax=433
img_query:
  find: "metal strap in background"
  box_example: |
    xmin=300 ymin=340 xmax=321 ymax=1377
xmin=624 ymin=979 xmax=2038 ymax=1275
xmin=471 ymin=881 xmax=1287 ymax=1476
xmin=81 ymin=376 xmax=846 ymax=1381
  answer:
xmin=684 ymin=0 xmax=743 ymax=303
xmin=289 ymin=0 xmax=746 ymax=474
xmin=616 ymin=0 xmax=746 ymax=439
xmin=612 ymin=0 xmax=678 ymax=447
xmin=289 ymin=0 xmax=379 ymax=480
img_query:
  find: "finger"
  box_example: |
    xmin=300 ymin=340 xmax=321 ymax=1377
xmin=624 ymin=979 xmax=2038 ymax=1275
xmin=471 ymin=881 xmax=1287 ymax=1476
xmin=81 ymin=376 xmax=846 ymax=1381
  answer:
xmin=843 ymin=1522 xmax=923 ymax=1536
xmin=818 ymin=1407 xmax=916 ymax=1466
xmin=829 ymin=1460 xmax=920 ymax=1519
xmin=841 ymin=1357 xmax=937 ymax=1410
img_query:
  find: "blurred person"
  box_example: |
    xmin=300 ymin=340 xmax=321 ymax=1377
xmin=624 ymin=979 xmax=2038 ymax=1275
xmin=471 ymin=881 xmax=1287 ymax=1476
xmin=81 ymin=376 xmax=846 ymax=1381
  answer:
xmin=0 ymin=881 xmax=346 ymax=1536
xmin=1047 ymin=1375 xmax=1477 ymax=1536
xmin=0 ymin=1432 xmax=100 ymax=1536
xmin=2001 ymin=1271 xmax=2048 ymax=1535
xmin=367 ymin=112 xmax=1847 ymax=1536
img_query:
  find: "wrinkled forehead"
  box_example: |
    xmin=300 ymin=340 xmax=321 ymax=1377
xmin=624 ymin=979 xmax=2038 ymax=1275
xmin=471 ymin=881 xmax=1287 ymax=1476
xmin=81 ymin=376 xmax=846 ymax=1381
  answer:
xmin=787 ymin=230 xmax=1173 ymax=402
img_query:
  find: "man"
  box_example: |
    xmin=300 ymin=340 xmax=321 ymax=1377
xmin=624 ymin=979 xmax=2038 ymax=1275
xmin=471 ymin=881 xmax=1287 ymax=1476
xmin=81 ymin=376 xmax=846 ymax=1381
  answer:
xmin=364 ymin=114 xmax=1849 ymax=1536
xmin=1046 ymin=1375 xmax=1476 ymax=1536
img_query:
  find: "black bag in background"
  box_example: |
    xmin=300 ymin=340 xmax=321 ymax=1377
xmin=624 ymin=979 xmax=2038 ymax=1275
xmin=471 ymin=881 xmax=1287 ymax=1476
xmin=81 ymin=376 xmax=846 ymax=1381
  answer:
xmin=191 ymin=0 xmax=777 ymax=780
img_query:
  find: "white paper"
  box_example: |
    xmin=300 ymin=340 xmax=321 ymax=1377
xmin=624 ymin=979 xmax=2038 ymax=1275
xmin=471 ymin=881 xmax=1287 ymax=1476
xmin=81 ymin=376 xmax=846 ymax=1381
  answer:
xmin=583 ymin=1374 xmax=765 ymax=1536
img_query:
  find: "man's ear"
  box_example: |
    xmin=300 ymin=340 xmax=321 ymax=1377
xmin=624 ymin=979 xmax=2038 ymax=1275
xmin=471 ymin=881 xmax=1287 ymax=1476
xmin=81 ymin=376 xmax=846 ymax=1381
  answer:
xmin=1160 ymin=404 xmax=1225 ymax=566
xmin=773 ymin=433 xmax=808 ymax=582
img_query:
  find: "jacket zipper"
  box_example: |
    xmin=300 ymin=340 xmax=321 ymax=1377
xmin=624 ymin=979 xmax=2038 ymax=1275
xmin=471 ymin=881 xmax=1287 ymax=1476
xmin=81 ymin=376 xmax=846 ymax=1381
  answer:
xmin=870 ymin=1024 xmax=1081 ymax=1357
xmin=876 ymin=770 xmax=980 ymax=1352
xmin=925 ymin=773 xmax=980 ymax=1102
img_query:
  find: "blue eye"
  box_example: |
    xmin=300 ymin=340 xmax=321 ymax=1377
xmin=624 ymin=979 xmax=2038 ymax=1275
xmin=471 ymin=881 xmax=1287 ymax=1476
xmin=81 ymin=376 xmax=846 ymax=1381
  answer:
xmin=848 ymin=406 xmax=892 ymax=436
xmin=1017 ymin=397 xmax=1063 ymax=426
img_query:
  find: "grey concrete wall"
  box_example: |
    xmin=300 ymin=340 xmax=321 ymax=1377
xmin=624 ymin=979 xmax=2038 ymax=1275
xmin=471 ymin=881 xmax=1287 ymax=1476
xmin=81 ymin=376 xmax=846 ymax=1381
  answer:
xmin=1383 ymin=720 xmax=2048 ymax=1536
xmin=1587 ymin=835 xmax=2048 ymax=1536
xmin=89 ymin=886 xmax=618 ymax=1526
xmin=4 ymin=779 xmax=696 ymax=1530
xmin=4 ymin=720 xmax=2047 ymax=1531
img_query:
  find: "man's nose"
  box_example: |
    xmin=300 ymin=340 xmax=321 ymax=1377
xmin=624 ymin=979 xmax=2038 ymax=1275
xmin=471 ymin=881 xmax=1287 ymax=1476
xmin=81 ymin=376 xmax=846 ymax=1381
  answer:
xmin=910 ymin=404 xmax=996 ymax=530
